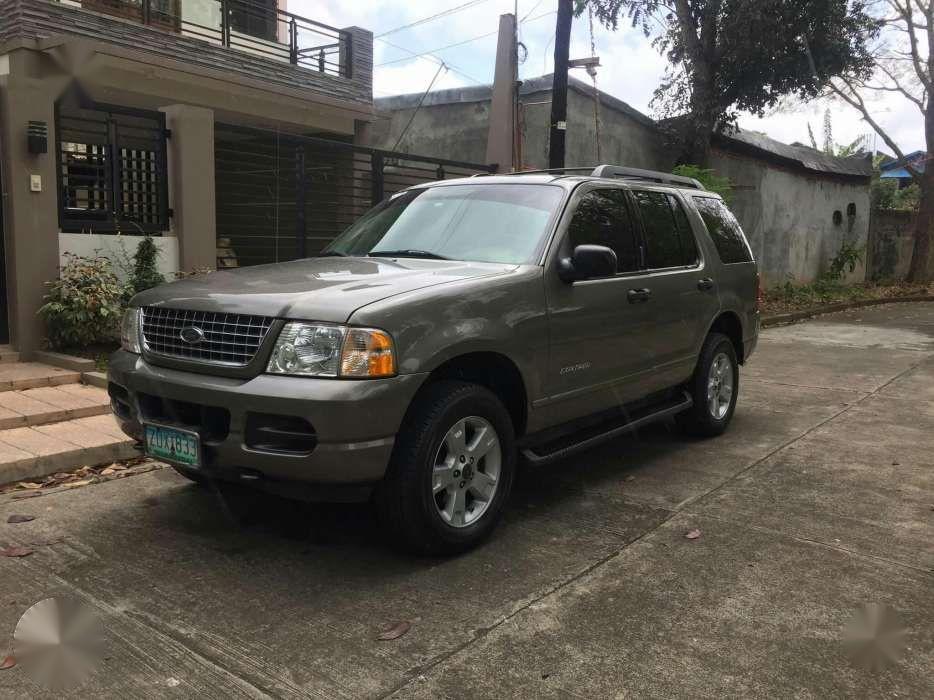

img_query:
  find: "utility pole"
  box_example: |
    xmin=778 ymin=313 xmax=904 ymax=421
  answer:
xmin=549 ymin=0 xmax=573 ymax=169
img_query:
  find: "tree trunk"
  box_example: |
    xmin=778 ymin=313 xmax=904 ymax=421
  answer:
xmin=906 ymin=110 xmax=934 ymax=283
xmin=677 ymin=74 xmax=716 ymax=167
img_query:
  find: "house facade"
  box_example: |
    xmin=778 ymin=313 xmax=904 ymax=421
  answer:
xmin=0 ymin=0 xmax=378 ymax=354
xmin=371 ymin=75 xmax=874 ymax=287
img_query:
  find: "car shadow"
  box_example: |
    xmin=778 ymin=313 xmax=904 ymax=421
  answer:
xmin=140 ymin=419 xmax=696 ymax=560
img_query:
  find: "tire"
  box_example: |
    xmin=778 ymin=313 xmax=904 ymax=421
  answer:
xmin=679 ymin=332 xmax=739 ymax=437
xmin=376 ymin=380 xmax=516 ymax=556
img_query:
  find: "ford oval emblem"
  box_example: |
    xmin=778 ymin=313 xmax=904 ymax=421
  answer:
xmin=180 ymin=326 xmax=205 ymax=345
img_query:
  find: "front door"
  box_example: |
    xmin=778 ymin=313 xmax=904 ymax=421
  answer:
xmin=542 ymin=185 xmax=658 ymax=424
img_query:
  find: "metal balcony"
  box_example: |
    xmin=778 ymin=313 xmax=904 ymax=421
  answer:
xmin=54 ymin=0 xmax=352 ymax=78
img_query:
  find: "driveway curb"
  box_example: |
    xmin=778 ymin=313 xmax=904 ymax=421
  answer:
xmin=761 ymin=295 xmax=934 ymax=328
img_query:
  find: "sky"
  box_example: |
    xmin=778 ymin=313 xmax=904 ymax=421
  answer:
xmin=295 ymin=0 xmax=924 ymax=156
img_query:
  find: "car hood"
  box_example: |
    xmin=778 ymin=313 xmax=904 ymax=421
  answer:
xmin=132 ymin=256 xmax=516 ymax=322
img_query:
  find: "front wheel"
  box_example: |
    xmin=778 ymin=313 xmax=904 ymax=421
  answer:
xmin=679 ymin=332 xmax=739 ymax=437
xmin=376 ymin=380 xmax=516 ymax=555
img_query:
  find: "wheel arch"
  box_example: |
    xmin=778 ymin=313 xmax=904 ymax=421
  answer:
xmin=416 ymin=351 xmax=529 ymax=437
xmin=707 ymin=311 xmax=745 ymax=363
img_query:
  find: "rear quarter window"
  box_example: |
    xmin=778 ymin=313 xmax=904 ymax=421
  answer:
xmin=692 ymin=196 xmax=752 ymax=264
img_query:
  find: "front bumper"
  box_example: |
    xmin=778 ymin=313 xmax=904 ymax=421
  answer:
xmin=108 ymin=350 xmax=427 ymax=498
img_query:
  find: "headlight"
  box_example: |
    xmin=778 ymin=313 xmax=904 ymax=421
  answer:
xmin=267 ymin=323 xmax=396 ymax=378
xmin=120 ymin=307 xmax=142 ymax=354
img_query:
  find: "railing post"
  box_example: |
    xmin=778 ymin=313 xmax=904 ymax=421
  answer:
xmin=371 ymin=153 xmax=384 ymax=206
xmin=289 ymin=18 xmax=298 ymax=65
xmin=318 ymin=48 xmax=325 ymax=73
xmin=220 ymin=0 xmax=230 ymax=47
xmin=295 ymin=146 xmax=307 ymax=259
xmin=142 ymin=0 xmax=151 ymax=25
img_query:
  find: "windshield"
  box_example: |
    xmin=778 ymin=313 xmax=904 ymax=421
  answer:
xmin=323 ymin=184 xmax=564 ymax=264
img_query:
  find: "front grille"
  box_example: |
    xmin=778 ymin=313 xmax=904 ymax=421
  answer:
xmin=140 ymin=307 xmax=275 ymax=366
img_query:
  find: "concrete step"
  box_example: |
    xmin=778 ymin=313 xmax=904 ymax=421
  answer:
xmin=0 ymin=414 xmax=137 ymax=486
xmin=0 ymin=384 xmax=112 ymax=430
xmin=0 ymin=346 xmax=20 ymax=364
xmin=0 ymin=362 xmax=81 ymax=392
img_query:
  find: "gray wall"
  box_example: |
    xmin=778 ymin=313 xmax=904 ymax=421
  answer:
xmin=710 ymin=149 xmax=871 ymax=286
xmin=371 ymin=82 xmax=668 ymax=171
xmin=867 ymin=210 xmax=916 ymax=281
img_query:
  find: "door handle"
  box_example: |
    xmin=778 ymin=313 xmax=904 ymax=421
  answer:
xmin=628 ymin=288 xmax=651 ymax=303
xmin=697 ymin=277 xmax=715 ymax=291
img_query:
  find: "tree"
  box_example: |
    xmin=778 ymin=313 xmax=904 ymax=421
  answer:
xmin=578 ymin=1 xmax=879 ymax=165
xmin=807 ymin=109 xmax=868 ymax=155
xmin=825 ymin=0 xmax=933 ymax=282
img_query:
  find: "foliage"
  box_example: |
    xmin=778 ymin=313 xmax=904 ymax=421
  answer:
xmin=672 ymin=164 xmax=732 ymax=201
xmin=872 ymin=179 xmax=921 ymax=212
xmin=824 ymin=239 xmax=864 ymax=282
xmin=123 ymin=236 xmax=165 ymax=302
xmin=577 ymin=0 xmax=879 ymax=164
xmin=38 ymin=254 xmax=123 ymax=351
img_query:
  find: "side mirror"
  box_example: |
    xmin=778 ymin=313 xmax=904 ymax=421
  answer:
xmin=558 ymin=244 xmax=618 ymax=283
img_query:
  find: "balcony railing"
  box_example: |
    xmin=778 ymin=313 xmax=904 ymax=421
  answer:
xmin=57 ymin=0 xmax=352 ymax=78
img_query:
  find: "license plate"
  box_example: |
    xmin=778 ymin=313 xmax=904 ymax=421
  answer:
xmin=144 ymin=424 xmax=201 ymax=468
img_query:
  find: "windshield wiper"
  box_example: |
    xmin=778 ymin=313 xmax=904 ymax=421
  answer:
xmin=317 ymin=250 xmax=347 ymax=257
xmin=369 ymin=249 xmax=450 ymax=260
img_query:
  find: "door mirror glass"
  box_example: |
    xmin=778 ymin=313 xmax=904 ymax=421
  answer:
xmin=558 ymin=245 xmax=618 ymax=282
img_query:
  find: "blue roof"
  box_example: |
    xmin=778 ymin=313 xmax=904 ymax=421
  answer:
xmin=880 ymin=150 xmax=926 ymax=176
xmin=881 ymin=168 xmax=915 ymax=179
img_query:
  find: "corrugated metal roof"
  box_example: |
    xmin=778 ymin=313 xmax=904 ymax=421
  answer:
xmin=716 ymin=128 xmax=874 ymax=177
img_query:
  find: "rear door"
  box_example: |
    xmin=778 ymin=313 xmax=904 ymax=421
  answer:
xmin=629 ymin=188 xmax=720 ymax=389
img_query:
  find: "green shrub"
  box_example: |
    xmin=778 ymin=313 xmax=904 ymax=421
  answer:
xmin=672 ymin=165 xmax=733 ymax=202
xmin=123 ymin=236 xmax=165 ymax=302
xmin=39 ymin=253 xmax=123 ymax=351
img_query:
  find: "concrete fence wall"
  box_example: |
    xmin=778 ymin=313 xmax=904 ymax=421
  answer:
xmin=866 ymin=210 xmax=917 ymax=281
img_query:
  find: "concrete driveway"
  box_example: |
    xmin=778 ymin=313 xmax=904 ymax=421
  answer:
xmin=1 ymin=304 xmax=932 ymax=698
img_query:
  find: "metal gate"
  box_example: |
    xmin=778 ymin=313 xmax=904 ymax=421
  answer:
xmin=214 ymin=124 xmax=497 ymax=268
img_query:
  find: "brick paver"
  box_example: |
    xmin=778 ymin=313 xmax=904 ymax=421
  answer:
xmin=0 ymin=362 xmax=81 ymax=391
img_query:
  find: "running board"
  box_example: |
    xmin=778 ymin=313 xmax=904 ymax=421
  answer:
xmin=521 ymin=391 xmax=693 ymax=466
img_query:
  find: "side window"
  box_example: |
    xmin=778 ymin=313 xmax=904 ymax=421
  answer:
xmin=668 ymin=195 xmax=700 ymax=266
xmin=692 ymin=196 xmax=753 ymax=264
xmin=633 ymin=190 xmax=686 ymax=269
xmin=566 ymin=189 xmax=640 ymax=273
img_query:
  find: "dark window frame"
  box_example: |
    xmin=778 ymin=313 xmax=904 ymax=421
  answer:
xmin=56 ymin=97 xmax=169 ymax=235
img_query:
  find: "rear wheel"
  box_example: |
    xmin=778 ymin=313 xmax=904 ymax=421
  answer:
xmin=376 ymin=380 xmax=516 ymax=555
xmin=679 ymin=332 xmax=739 ymax=437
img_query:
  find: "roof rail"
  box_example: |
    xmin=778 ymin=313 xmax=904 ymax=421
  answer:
xmin=497 ymin=167 xmax=596 ymax=176
xmin=590 ymin=165 xmax=705 ymax=190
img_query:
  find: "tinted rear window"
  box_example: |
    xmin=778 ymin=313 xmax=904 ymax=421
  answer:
xmin=693 ymin=197 xmax=752 ymax=264
xmin=633 ymin=191 xmax=699 ymax=269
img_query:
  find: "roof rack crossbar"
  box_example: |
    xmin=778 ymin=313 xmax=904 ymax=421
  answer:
xmin=590 ymin=165 xmax=704 ymax=189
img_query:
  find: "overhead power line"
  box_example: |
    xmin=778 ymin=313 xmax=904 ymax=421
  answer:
xmin=375 ymin=36 xmax=485 ymax=85
xmin=376 ymin=0 xmax=494 ymax=38
xmin=375 ymin=10 xmax=556 ymax=69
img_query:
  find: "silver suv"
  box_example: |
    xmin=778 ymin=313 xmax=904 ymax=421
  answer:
xmin=110 ymin=165 xmax=760 ymax=554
